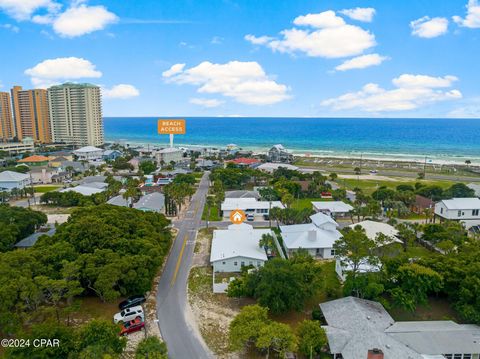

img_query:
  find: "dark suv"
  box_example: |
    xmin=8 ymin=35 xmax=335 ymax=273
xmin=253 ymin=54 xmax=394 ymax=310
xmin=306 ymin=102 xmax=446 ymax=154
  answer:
xmin=118 ymin=295 xmax=146 ymax=310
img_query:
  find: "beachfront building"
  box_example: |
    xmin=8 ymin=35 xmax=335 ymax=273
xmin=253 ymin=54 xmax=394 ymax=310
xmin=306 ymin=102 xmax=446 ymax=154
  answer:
xmin=434 ymin=198 xmax=480 ymax=229
xmin=11 ymin=86 xmax=51 ymax=143
xmin=155 ymin=147 xmax=184 ymax=166
xmin=210 ymin=224 xmax=270 ymax=273
xmin=73 ymin=146 xmax=104 ymax=162
xmin=320 ymin=296 xmax=480 ymax=359
xmin=280 ymin=212 xmax=342 ymax=259
xmin=0 ymin=137 xmax=35 ymax=154
xmin=257 ymin=162 xmax=299 ymax=173
xmin=312 ymin=200 xmax=353 ymax=217
xmin=0 ymin=91 xmax=15 ymax=141
xmin=48 ymin=83 xmax=104 ymax=146
xmin=0 ymin=171 xmax=31 ymax=191
xmin=267 ymin=144 xmax=293 ymax=163
xmin=221 ymin=197 xmax=284 ymax=220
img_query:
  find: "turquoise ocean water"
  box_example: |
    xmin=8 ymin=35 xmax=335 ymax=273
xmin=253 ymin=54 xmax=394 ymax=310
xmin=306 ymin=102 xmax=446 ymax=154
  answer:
xmin=104 ymin=117 xmax=480 ymax=163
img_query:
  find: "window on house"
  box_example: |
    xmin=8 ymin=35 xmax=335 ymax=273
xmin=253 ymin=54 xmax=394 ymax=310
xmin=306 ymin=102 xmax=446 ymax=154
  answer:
xmin=473 ymin=209 xmax=479 ymax=216
xmin=331 ymin=249 xmax=336 ymax=256
xmin=222 ymin=261 xmax=226 ymax=265
xmin=463 ymin=354 xmax=472 ymax=359
xmin=443 ymin=355 xmax=452 ymax=359
xmin=257 ymin=261 xmax=261 ymax=266
xmin=453 ymin=354 xmax=462 ymax=359
xmin=458 ymin=210 xmax=462 ymax=217
xmin=440 ymin=207 xmax=443 ymax=214
xmin=241 ymin=261 xmax=245 ymax=267
xmin=234 ymin=261 xmax=237 ymax=266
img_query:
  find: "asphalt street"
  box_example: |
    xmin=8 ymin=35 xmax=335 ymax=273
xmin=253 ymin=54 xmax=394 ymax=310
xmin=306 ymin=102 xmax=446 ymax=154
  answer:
xmin=156 ymin=172 xmax=213 ymax=359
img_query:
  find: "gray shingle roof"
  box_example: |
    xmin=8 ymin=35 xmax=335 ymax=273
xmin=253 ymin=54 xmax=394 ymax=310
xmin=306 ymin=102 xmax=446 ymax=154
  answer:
xmin=15 ymin=227 xmax=56 ymax=248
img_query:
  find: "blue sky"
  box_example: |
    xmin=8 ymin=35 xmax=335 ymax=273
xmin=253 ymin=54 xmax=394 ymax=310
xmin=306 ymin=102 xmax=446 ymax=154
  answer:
xmin=0 ymin=0 xmax=479 ymax=117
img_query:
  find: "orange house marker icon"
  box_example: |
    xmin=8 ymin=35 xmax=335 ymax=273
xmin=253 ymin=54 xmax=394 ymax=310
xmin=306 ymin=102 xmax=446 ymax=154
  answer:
xmin=230 ymin=209 xmax=246 ymax=225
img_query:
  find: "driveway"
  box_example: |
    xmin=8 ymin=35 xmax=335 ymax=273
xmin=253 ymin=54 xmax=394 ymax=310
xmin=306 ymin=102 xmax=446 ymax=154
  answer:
xmin=156 ymin=172 xmax=213 ymax=359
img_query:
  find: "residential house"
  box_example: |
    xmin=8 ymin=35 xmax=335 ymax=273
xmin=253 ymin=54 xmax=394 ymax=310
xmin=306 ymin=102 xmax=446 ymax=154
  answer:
xmin=15 ymin=226 xmax=56 ymax=249
xmin=133 ymin=192 xmax=165 ymax=213
xmin=210 ymin=223 xmax=270 ymax=273
xmin=60 ymin=182 xmax=107 ymax=196
xmin=348 ymin=220 xmax=401 ymax=244
xmin=0 ymin=170 xmax=31 ymax=191
xmin=312 ymin=200 xmax=354 ymax=217
xmin=434 ymin=198 xmax=480 ymax=229
xmin=225 ymin=157 xmax=261 ymax=167
xmin=221 ymin=197 xmax=284 ymax=220
xmin=102 ymin=149 xmax=122 ymax=161
xmin=155 ymin=147 xmax=184 ymax=166
xmin=257 ymin=162 xmax=299 ymax=173
xmin=412 ymin=194 xmax=434 ymax=214
xmin=280 ymin=212 xmax=342 ymax=259
xmin=18 ymin=155 xmax=49 ymax=166
xmin=467 ymin=183 xmax=480 ymax=197
xmin=225 ymin=190 xmax=261 ymax=200
xmin=267 ymin=144 xmax=294 ymax=163
xmin=73 ymin=146 xmax=104 ymax=162
xmin=320 ymin=296 xmax=480 ymax=359
xmin=107 ymin=194 xmax=130 ymax=207
xmin=29 ymin=166 xmax=62 ymax=184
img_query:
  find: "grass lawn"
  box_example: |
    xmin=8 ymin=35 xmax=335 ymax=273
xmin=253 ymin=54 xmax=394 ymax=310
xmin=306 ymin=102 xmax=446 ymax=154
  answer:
xmin=34 ymin=185 xmax=61 ymax=193
xmin=292 ymin=197 xmax=331 ymax=211
xmin=201 ymin=202 xmax=222 ymax=222
xmin=336 ymin=178 xmax=456 ymax=195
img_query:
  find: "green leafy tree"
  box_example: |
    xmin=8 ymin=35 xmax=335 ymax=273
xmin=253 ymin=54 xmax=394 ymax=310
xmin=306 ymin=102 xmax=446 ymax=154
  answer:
xmin=139 ymin=160 xmax=157 ymax=175
xmin=229 ymin=305 xmax=269 ymax=351
xmin=255 ymin=322 xmax=297 ymax=358
xmin=136 ymin=337 xmax=168 ymax=359
xmin=77 ymin=319 xmax=126 ymax=355
xmin=297 ymin=320 xmax=327 ymax=358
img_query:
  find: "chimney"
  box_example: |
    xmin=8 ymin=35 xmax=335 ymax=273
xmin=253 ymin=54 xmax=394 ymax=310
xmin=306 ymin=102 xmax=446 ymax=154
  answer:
xmin=367 ymin=349 xmax=384 ymax=359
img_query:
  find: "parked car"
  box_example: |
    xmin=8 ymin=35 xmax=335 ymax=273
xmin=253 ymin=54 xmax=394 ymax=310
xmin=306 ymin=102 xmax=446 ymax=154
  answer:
xmin=119 ymin=318 xmax=145 ymax=336
xmin=113 ymin=305 xmax=144 ymax=324
xmin=247 ymin=214 xmax=255 ymax=221
xmin=370 ymin=170 xmax=378 ymax=174
xmin=118 ymin=295 xmax=146 ymax=310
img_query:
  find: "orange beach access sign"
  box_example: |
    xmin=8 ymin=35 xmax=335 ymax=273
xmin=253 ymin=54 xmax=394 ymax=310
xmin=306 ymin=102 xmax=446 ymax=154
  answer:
xmin=157 ymin=119 xmax=186 ymax=134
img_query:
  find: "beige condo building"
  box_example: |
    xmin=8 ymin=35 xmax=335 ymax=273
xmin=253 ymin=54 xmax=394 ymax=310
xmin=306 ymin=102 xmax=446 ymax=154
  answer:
xmin=11 ymin=86 xmax=51 ymax=143
xmin=47 ymin=83 xmax=104 ymax=147
xmin=0 ymin=92 xmax=15 ymax=141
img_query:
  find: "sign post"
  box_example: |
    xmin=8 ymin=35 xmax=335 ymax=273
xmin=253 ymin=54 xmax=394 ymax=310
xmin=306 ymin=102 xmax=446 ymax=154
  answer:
xmin=157 ymin=119 xmax=186 ymax=147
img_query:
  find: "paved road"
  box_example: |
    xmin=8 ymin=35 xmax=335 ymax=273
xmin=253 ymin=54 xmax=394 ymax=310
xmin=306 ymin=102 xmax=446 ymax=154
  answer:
xmin=156 ymin=172 xmax=213 ymax=359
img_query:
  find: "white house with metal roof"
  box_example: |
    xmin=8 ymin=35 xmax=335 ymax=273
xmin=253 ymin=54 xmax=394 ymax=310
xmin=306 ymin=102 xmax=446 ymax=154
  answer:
xmin=434 ymin=197 xmax=480 ymax=229
xmin=0 ymin=171 xmax=31 ymax=191
xmin=60 ymin=184 xmax=105 ymax=196
xmin=280 ymin=212 xmax=342 ymax=259
xmin=348 ymin=220 xmax=402 ymax=245
xmin=257 ymin=162 xmax=299 ymax=173
xmin=320 ymin=296 xmax=480 ymax=359
xmin=73 ymin=146 xmax=104 ymax=161
xmin=312 ymin=200 xmax=354 ymax=217
xmin=210 ymin=224 xmax=270 ymax=273
xmin=221 ymin=197 xmax=284 ymax=220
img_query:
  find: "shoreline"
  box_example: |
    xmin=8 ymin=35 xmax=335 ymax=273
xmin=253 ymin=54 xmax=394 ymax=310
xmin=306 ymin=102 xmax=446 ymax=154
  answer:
xmin=106 ymin=137 xmax=480 ymax=166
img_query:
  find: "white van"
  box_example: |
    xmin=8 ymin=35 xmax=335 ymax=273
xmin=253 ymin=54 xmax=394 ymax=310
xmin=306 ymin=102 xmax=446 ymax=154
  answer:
xmin=113 ymin=305 xmax=144 ymax=324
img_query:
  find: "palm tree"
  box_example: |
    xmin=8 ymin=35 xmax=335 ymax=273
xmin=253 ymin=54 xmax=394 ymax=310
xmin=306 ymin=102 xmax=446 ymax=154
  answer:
xmin=259 ymin=233 xmax=276 ymax=255
xmin=205 ymin=196 xmax=215 ymax=228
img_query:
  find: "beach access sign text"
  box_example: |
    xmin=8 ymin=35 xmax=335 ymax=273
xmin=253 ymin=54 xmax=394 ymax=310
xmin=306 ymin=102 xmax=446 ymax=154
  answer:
xmin=157 ymin=119 xmax=186 ymax=135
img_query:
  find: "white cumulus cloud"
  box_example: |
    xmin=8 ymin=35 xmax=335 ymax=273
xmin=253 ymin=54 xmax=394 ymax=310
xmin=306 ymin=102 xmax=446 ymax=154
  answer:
xmin=163 ymin=61 xmax=290 ymax=105
xmin=0 ymin=0 xmax=59 ymax=21
xmin=189 ymin=98 xmax=224 ymax=108
xmin=339 ymin=7 xmax=376 ymax=22
xmin=245 ymin=10 xmax=376 ymax=58
xmin=162 ymin=63 xmax=185 ymax=78
xmin=50 ymin=3 xmax=118 ymax=37
xmin=335 ymin=53 xmax=388 ymax=71
xmin=321 ymin=74 xmax=462 ymax=112
xmin=453 ymin=0 xmax=480 ymax=28
xmin=102 ymin=84 xmax=140 ymax=99
xmin=24 ymin=57 xmax=102 ymax=88
xmin=410 ymin=16 xmax=448 ymax=38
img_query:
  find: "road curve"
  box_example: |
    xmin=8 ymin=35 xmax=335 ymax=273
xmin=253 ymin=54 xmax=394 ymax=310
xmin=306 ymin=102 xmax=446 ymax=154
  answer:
xmin=156 ymin=172 xmax=213 ymax=359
